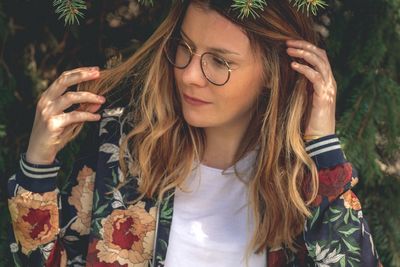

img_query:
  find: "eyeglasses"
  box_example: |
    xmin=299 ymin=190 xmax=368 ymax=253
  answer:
xmin=164 ymin=37 xmax=234 ymax=86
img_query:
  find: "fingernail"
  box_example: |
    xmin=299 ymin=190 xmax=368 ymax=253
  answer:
xmin=90 ymin=66 xmax=99 ymax=71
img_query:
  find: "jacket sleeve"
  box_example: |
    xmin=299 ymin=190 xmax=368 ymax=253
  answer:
xmin=7 ymin=121 xmax=100 ymax=267
xmin=304 ymin=134 xmax=382 ymax=267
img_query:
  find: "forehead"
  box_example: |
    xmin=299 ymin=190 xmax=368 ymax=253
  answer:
xmin=180 ymin=4 xmax=251 ymax=56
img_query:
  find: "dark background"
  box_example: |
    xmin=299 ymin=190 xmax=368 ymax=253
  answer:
xmin=0 ymin=0 xmax=399 ymax=266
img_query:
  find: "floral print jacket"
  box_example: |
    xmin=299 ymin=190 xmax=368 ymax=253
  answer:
xmin=7 ymin=105 xmax=382 ymax=267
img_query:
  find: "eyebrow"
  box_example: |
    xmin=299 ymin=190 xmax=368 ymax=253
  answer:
xmin=180 ymin=30 xmax=241 ymax=56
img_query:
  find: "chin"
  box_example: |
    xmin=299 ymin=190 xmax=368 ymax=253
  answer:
xmin=182 ymin=114 xmax=207 ymax=128
xmin=182 ymin=109 xmax=211 ymax=128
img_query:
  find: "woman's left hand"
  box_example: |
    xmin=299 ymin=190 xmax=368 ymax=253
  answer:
xmin=286 ymin=39 xmax=336 ymax=137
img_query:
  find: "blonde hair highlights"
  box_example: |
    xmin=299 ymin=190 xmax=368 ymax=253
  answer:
xmin=72 ymin=0 xmax=320 ymax=261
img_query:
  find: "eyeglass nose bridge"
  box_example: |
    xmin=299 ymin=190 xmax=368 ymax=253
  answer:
xmin=183 ymin=52 xmax=212 ymax=88
xmin=185 ymin=46 xmax=208 ymax=68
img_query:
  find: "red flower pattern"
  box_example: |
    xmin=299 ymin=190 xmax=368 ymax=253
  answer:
xmin=311 ymin=163 xmax=353 ymax=207
xmin=8 ymin=188 xmax=59 ymax=254
xmin=23 ymin=208 xmax=51 ymax=239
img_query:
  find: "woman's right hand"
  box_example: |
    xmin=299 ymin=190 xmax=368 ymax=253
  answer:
xmin=26 ymin=66 xmax=106 ymax=165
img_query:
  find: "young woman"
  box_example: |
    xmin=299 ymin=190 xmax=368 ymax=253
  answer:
xmin=7 ymin=0 xmax=381 ymax=266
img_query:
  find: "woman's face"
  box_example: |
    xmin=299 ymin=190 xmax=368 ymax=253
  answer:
xmin=174 ymin=3 xmax=264 ymax=129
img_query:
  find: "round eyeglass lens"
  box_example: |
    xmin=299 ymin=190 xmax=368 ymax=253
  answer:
xmin=165 ymin=38 xmax=191 ymax=68
xmin=201 ymin=53 xmax=230 ymax=85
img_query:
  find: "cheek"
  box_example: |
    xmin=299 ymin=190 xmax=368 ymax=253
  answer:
xmin=174 ymin=69 xmax=184 ymax=99
xmin=221 ymin=89 xmax=258 ymax=114
xmin=174 ymin=62 xmax=263 ymax=127
xmin=222 ymin=71 xmax=263 ymax=112
xmin=174 ymin=68 xmax=181 ymax=87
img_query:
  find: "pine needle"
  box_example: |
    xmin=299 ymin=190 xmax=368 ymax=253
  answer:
xmin=53 ymin=0 xmax=87 ymax=26
xmin=53 ymin=0 xmax=328 ymax=26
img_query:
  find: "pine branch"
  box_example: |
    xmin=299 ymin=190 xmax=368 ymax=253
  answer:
xmin=289 ymin=0 xmax=328 ymax=17
xmin=232 ymin=0 xmax=328 ymax=19
xmin=52 ymin=0 xmax=328 ymax=26
xmin=231 ymin=0 xmax=268 ymax=20
xmin=137 ymin=0 xmax=155 ymax=7
xmin=53 ymin=0 xmax=87 ymax=26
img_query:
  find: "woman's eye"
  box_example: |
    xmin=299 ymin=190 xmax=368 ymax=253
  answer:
xmin=177 ymin=43 xmax=190 ymax=53
xmin=212 ymin=56 xmax=226 ymax=66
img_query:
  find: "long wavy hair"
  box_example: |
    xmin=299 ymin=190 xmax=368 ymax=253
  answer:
xmin=73 ymin=0 xmax=320 ymax=258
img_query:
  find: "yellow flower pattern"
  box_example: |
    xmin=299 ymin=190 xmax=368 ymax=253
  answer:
xmin=8 ymin=187 xmax=59 ymax=254
xmin=68 ymin=165 xmax=96 ymax=235
xmin=96 ymin=201 xmax=156 ymax=267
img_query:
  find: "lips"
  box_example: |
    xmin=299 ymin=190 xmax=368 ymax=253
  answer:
xmin=183 ymin=93 xmax=211 ymax=104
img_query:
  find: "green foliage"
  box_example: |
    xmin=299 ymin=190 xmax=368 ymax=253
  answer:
xmin=0 ymin=202 xmax=11 ymax=267
xmin=0 ymin=0 xmax=15 ymax=172
xmin=53 ymin=0 xmax=87 ymax=25
xmin=54 ymin=0 xmax=328 ymax=25
xmin=289 ymin=0 xmax=329 ymax=16
xmin=138 ymin=0 xmax=156 ymax=6
xmin=330 ymin=0 xmax=400 ymax=265
xmin=231 ymin=0 xmax=268 ymax=19
xmin=0 ymin=2 xmax=17 ymax=265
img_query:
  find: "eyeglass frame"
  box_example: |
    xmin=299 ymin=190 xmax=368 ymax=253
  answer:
xmin=163 ymin=37 xmax=236 ymax=86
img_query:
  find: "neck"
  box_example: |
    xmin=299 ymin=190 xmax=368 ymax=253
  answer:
xmin=201 ymin=115 xmax=252 ymax=170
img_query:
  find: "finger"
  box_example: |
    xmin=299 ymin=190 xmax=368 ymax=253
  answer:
xmin=47 ymin=67 xmax=100 ymax=99
xmin=51 ymin=91 xmax=105 ymax=114
xmin=78 ymin=103 xmax=103 ymax=113
xmin=62 ymin=66 xmax=99 ymax=76
xmin=51 ymin=111 xmax=101 ymax=129
xmin=286 ymin=48 xmax=329 ymax=80
xmin=291 ymin=62 xmax=324 ymax=89
xmin=286 ymin=39 xmax=328 ymax=63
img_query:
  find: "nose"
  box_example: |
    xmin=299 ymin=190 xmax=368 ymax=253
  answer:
xmin=179 ymin=53 xmax=208 ymax=88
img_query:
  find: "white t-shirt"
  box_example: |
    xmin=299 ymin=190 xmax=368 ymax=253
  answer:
xmin=164 ymin=148 xmax=266 ymax=267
